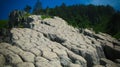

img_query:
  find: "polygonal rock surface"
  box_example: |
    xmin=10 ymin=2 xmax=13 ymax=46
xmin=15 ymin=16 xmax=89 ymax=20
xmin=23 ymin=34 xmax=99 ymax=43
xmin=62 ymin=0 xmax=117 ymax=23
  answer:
xmin=0 ymin=15 xmax=120 ymax=67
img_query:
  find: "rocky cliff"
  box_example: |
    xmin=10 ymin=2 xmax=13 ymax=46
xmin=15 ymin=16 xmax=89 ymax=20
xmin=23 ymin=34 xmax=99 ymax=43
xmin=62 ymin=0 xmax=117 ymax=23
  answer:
xmin=0 ymin=15 xmax=120 ymax=67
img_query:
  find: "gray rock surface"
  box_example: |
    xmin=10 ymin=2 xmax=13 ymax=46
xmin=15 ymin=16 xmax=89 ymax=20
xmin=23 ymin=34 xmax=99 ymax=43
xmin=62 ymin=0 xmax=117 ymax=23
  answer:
xmin=16 ymin=62 xmax=35 ymax=67
xmin=0 ymin=15 xmax=120 ymax=67
xmin=0 ymin=54 xmax=5 ymax=67
xmin=100 ymin=58 xmax=119 ymax=67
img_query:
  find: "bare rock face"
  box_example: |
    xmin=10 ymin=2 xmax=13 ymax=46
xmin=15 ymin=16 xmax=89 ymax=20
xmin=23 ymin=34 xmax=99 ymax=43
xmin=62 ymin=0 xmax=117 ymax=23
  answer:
xmin=0 ymin=15 xmax=120 ymax=67
xmin=0 ymin=54 xmax=5 ymax=67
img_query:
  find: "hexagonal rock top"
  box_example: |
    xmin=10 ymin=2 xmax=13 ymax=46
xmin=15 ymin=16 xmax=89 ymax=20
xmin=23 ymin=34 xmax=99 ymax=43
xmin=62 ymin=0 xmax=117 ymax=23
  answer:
xmin=0 ymin=15 xmax=120 ymax=67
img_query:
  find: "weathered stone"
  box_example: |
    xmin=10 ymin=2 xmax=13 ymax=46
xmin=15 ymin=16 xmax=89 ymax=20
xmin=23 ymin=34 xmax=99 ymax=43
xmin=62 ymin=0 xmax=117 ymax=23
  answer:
xmin=0 ymin=54 xmax=5 ymax=67
xmin=42 ymin=51 xmax=58 ymax=60
xmin=67 ymin=50 xmax=87 ymax=67
xmin=0 ymin=15 xmax=119 ymax=67
xmin=19 ymin=52 xmax=35 ymax=62
xmin=0 ymin=43 xmax=11 ymax=49
xmin=100 ymin=58 xmax=118 ymax=67
xmin=35 ymin=62 xmax=53 ymax=67
xmin=49 ymin=60 xmax=62 ymax=67
xmin=53 ymin=48 xmax=67 ymax=56
xmin=0 ymin=49 xmax=14 ymax=55
xmin=16 ymin=62 xmax=35 ymax=67
xmin=69 ymin=63 xmax=81 ymax=67
xmin=60 ymin=55 xmax=71 ymax=67
xmin=6 ymin=53 xmax=23 ymax=64
xmin=35 ymin=56 xmax=48 ymax=62
xmin=29 ymin=48 xmax=41 ymax=56
xmin=105 ymin=64 xmax=118 ymax=67
xmin=7 ymin=46 xmax=23 ymax=54
xmin=103 ymin=41 xmax=120 ymax=60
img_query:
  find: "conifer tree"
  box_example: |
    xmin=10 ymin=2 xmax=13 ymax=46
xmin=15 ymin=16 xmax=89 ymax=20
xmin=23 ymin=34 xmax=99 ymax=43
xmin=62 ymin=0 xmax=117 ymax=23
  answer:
xmin=33 ymin=0 xmax=43 ymax=15
xmin=24 ymin=5 xmax=31 ymax=13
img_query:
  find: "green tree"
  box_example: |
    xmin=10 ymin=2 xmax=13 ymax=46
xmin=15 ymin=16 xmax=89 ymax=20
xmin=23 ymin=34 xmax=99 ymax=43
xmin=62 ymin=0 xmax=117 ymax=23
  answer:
xmin=33 ymin=0 xmax=43 ymax=15
xmin=106 ymin=12 xmax=120 ymax=36
xmin=43 ymin=4 xmax=118 ymax=38
xmin=24 ymin=5 xmax=31 ymax=13
xmin=46 ymin=6 xmax=50 ymax=15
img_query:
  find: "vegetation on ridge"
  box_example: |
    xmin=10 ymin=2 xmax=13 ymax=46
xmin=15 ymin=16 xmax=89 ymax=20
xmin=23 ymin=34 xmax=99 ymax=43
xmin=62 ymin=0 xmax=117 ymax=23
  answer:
xmin=0 ymin=20 xmax=8 ymax=28
xmin=0 ymin=0 xmax=120 ymax=39
xmin=32 ymin=1 xmax=120 ymax=39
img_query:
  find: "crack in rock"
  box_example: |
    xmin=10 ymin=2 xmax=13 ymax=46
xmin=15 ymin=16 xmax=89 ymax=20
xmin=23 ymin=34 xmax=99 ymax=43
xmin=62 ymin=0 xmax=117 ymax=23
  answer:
xmin=43 ymin=33 xmax=66 ymax=44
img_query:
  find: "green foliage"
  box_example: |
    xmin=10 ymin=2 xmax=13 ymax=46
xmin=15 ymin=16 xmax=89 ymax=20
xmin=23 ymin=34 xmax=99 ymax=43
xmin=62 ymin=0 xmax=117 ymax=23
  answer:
xmin=114 ymin=32 xmax=120 ymax=39
xmin=8 ymin=10 xmax=31 ymax=28
xmin=106 ymin=12 xmax=120 ymax=35
xmin=92 ymin=15 xmax=111 ymax=33
xmin=31 ymin=2 xmax=119 ymax=39
xmin=24 ymin=5 xmax=32 ymax=13
xmin=18 ymin=13 xmax=31 ymax=28
xmin=6 ymin=2 xmax=118 ymax=38
xmin=44 ymin=4 xmax=115 ymax=28
xmin=23 ymin=13 xmax=31 ymax=18
xmin=41 ymin=15 xmax=52 ymax=19
xmin=32 ymin=0 xmax=43 ymax=15
xmin=0 ymin=20 xmax=8 ymax=28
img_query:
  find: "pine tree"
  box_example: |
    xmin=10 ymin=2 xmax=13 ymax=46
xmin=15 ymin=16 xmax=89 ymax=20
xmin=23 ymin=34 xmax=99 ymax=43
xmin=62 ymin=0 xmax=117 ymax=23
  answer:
xmin=24 ymin=5 xmax=31 ymax=13
xmin=33 ymin=0 xmax=42 ymax=15
xmin=46 ymin=6 xmax=50 ymax=15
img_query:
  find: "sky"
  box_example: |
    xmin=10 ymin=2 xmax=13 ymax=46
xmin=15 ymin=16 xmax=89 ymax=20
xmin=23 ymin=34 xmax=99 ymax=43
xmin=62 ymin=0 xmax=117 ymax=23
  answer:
xmin=0 ymin=0 xmax=120 ymax=20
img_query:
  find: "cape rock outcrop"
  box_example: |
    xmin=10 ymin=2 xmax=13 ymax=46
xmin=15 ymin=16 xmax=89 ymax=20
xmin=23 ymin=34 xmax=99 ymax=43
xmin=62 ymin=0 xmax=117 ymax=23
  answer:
xmin=0 ymin=15 xmax=120 ymax=67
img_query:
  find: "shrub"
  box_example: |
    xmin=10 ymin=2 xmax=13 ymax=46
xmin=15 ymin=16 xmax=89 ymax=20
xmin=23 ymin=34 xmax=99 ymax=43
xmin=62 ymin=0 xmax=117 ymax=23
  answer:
xmin=41 ymin=15 xmax=52 ymax=19
xmin=0 ymin=20 xmax=8 ymax=28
